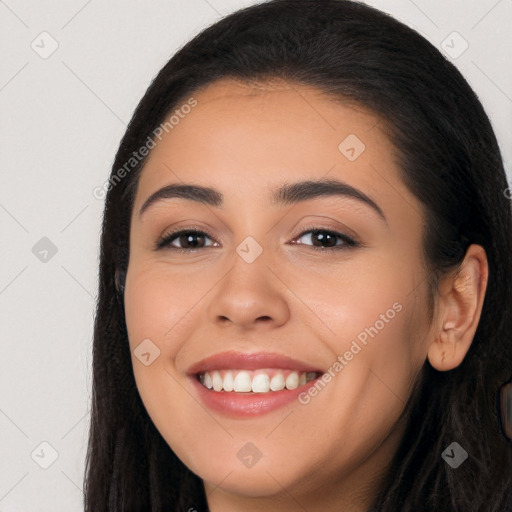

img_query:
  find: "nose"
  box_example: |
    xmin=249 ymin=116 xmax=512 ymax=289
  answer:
xmin=207 ymin=249 xmax=290 ymax=331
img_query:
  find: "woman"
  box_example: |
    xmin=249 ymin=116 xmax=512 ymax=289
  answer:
xmin=84 ymin=0 xmax=512 ymax=510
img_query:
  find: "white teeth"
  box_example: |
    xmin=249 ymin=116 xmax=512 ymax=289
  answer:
xmin=203 ymin=372 xmax=213 ymax=389
xmin=269 ymin=373 xmax=285 ymax=391
xmin=251 ymin=373 xmax=270 ymax=393
xmin=212 ymin=370 xmax=223 ymax=391
xmin=223 ymin=371 xmax=234 ymax=392
xmin=285 ymin=371 xmax=299 ymax=390
xmin=233 ymin=371 xmax=252 ymax=392
xmin=198 ymin=369 xmax=319 ymax=393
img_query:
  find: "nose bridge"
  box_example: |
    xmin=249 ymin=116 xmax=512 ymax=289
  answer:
xmin=207 ymin=238 xmax=290 ymax=328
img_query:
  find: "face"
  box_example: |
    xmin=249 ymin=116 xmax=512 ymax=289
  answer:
xmin=124 ymin=78 xmax=436 ymax=509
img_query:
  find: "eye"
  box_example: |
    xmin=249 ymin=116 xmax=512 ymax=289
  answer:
xmin=156 ymin=228 xmax=218 ymax=252
xmin=291 ymin=227 xmax=358 ymax=252
xmin=155 ymin=226 xmax=359 ymax=253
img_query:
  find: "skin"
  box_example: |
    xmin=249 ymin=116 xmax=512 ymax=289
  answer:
xmin=123 ymin=78 xmax=488 ymax=512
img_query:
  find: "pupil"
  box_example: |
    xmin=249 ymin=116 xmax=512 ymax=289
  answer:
xmin=182 ymin=233 xmax=204 ymax=248
xmin=314 ymin=231 xmax=335 ymax=247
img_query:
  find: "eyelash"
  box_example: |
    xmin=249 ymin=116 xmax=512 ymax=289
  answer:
xmin=155 ymin=225 xmax=360 ymax=253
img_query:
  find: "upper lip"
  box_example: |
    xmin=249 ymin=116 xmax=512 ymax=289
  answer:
xmin=187 ymin=351 xmax=323 ymax=375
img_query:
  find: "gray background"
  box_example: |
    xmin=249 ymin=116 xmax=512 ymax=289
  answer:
xmin=1 ymin=1 xmax=511 ymax=510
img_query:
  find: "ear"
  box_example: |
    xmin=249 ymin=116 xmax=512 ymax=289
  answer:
xmin=427 ymin=244 xmax=488 ymax=371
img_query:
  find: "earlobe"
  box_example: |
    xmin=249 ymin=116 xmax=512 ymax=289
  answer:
xmin=427 ymin=244 xmax=488 ymax=372
xmin=427 ymin=321 xmax=466 ymax=371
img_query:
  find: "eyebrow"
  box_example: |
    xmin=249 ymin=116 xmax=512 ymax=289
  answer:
xmin=138 ymin=178 xmax=387 ymax=222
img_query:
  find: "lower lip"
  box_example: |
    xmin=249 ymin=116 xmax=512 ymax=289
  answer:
xmin=190 ymin=375 xmax=319 ymax=417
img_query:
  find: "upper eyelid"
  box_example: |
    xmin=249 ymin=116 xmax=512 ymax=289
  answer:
xmin=158 ymin=216 xmax=358 ymax=239
xmin=160 ymin=225 xmax=353 ymax=239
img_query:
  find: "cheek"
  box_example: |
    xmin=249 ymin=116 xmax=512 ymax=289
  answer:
xmin=124 ymin=261 xmax=206 ymax=350
xmin=123 ymin=264 xmax=212 ymax=470
xmin=288 ymin=252 xmax=418 ymax=341
xmin=124 ymin=272 xmax=167 ymax=348
xmin=123 ymin=264 xmax=187 ymax=406
xmin=288 ymin=255 xmax=428 ymax=397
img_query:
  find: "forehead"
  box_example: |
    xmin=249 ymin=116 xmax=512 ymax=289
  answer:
xmin=135 ymin=78 xmax=399 ymax=191
xmin=186 ymin=77 xmax=381 ymax=128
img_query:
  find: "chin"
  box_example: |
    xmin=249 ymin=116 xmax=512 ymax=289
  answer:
xmin=199 ymin=464 xmax=294 ymax=498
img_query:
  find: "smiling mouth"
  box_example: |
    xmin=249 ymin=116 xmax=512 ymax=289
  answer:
xmin=197 ymin=368 xmax=320 ymax=393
